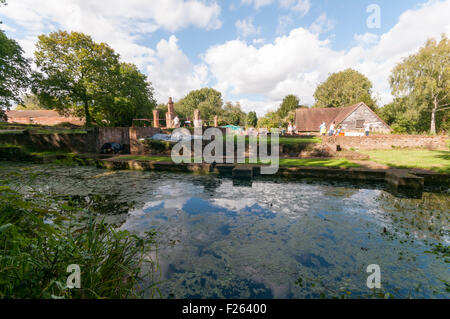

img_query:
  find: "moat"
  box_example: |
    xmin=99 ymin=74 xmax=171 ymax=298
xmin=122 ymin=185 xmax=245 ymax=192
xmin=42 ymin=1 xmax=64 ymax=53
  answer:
xmin=1 ymin=162 xmax=448 ymax=298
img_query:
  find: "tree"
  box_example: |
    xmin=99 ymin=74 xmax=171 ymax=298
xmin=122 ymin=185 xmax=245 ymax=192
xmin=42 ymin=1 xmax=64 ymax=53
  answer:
xmin=15 ymin=94 xmax=46 ymax=110
xmin=390 ymin=35 xmax=450 ymax=134
xmin=246 ymin=111 xmax=258 ymax=127
xmin=221 ymin=101 xmax=246 ymax=126
xmin=313 ymin=68 xmax=377 ymax=110
xmin=33 ymin=31 xmax=121 ymax=127
xmin=278 ymin=95 xmax=300 ymax=118
xmin=95 ymin=62 xmax=156 ymax=126
xmin=0 ymin=30 xmax=31 ymax=111
xmin=257 ymin=111 xmax=282 ymax=129
xmin=175 ymin=88 xmax=223 ymax=120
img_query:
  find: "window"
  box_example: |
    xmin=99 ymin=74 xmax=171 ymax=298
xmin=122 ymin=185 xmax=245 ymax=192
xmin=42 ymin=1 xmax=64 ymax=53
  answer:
xmin=356 ymin=120 xmax=365 ymax=128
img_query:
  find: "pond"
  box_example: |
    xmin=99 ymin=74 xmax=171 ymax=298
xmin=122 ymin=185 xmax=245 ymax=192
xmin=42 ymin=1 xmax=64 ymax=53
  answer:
xmin=0 ymin=162 xmax=449 ymax=298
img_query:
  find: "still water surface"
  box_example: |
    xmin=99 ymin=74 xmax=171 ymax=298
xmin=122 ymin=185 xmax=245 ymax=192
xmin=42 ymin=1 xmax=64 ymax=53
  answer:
xmin=1 ymin=163 xmax=449 ymax=298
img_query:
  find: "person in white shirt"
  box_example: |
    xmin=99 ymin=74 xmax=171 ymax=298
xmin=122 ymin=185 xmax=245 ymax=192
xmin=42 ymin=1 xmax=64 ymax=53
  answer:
xmin=173 ymin=116 xmax=180 ymax=128
xmin=287 ymin=122 xmax=293 ymax=135
xmin=328 ymin=122 xmax=336 ymax=136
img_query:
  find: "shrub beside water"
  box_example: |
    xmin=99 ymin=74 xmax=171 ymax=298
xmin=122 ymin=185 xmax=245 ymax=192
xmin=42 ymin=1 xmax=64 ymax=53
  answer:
xmin=0 ymin=186 xmax=160 ymax=299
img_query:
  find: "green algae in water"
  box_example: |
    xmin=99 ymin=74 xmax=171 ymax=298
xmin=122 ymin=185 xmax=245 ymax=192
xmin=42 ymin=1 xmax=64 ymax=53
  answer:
xmin=0 ymin=162 xmax=449 ymax=298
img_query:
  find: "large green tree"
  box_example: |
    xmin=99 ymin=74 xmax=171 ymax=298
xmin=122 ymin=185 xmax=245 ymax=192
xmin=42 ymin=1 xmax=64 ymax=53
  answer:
xmin=0 ymin=30 xmax=31 ymax=111
xmin=221 ymin=102 xmax=246 ymax=126
xmin=257 ymin=111 xmax=282 ymax=129
xmin=95 ymin=62 xmax=156 ymax=126
xmin=175 ymin=88 xmax=223 ymax=120
xmin=246 ymin=111 xmax=258 ymax=127
xmin=32 ymin=31 xmax=155 ymax=127
xmin=278 ymin=94 xmax=300 ymax=118
xmin=313 ymin=68 xmax=377 ymax=110
xmin=390 ymin=35 xmax=450 ymax=134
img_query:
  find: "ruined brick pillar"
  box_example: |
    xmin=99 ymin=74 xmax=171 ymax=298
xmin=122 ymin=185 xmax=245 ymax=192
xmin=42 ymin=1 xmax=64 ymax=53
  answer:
xmin=214 ymin=116 xmax=218 ymax=128
xmin=168 ymin=97 xmax=175 ymax=114
xmin=166 ymin=97 xmax=175 ymax=128
xmin=153 ymin=109 xmax=160 ymax=128
xmin=194 ymin=109 xmax=202 ymax=128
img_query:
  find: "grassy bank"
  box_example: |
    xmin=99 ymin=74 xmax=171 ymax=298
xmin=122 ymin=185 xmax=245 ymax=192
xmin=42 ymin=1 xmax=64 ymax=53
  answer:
xmin=224 ymin=135 xmax=322 ymax=145
xmin=361 ymin=149 xmax=450 ymax=173
xmin=118 ymin=155 xmax=359 ymax=169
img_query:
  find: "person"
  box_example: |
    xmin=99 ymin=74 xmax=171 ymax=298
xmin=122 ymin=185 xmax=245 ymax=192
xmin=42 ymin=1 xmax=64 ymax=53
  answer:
xmin=288 ymin=122 xmax=293 ymax=135
xmin=173 ymin=116 xmax=180 ymax=128
xmin=319 ymin=122 xmax=326 ymax=136
xmin=364 ymin=121 xmax=371 ymax=136
xmin=185 ymin=117 xmax=191 ymax=127
xmin=329 ymin=121 xmax=335 ymax=136
xmin=336 ymin=125 xmax=342 ymax=136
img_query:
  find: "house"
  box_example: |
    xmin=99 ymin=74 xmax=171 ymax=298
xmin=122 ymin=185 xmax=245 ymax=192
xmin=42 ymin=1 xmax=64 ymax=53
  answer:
xmin=5 ymin=110 xmax=85 ymax=126
xmin=294 ymin=102 xmax=391 ymax=134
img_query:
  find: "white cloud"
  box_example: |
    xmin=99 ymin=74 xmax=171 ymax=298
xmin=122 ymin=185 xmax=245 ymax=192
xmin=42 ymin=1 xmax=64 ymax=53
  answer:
xmin=205 ymin=0 xmax=450 ymax=111
xmin=241 ymin=0 xmax=274 ymax=10
xmin=0 ymin=0 xmax=221 ymax=105
xmin=279 ymin=0 xmax=310 ymax=15
xmin=354 ymin=32 xmax=380 ymax=47
xmin=309 ymin=13 xmax=334 ymax=35
xmin=0 ymin=23 xmax=16 ymax=33
xmin=242 ymin=0 xmax=310 ymax=14
xmin=253 ymin=38 xmax=265 ymax=45
xmin=204 ymin=28 xmax=340 ymax=105
xmin=276 ymin=15 xmax=293 ymax=35
xmin=0 ymin=0 xmax=222 ymax=68
xmin=235 ymin=17 xmax=261 ymax=38
xmin=237 ymin=98 xmax=279 ymax=116
xmin=148 ymin=36 xmax=208 ymax=103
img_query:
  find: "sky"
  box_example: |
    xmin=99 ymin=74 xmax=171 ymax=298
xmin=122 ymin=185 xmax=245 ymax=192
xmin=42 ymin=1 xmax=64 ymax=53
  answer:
xmin=1 ymin=0 xmax=450 ymax=116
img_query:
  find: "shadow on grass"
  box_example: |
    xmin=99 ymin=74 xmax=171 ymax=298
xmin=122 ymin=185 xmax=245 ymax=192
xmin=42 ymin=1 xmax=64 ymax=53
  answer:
xmin=434 ymin=151 xmax=450 ymax=161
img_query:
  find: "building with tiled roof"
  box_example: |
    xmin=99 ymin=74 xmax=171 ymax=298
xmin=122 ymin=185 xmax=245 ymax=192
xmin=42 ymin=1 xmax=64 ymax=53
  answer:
xmin=294 ymin=102 xmax=391 ymax=133
xmin=5 ymin=110 xmax=85 ymax=126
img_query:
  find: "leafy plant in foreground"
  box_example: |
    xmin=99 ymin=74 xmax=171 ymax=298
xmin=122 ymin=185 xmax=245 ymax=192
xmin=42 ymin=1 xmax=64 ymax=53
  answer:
xmin=0 ymin=185 xmax=161 ymax=299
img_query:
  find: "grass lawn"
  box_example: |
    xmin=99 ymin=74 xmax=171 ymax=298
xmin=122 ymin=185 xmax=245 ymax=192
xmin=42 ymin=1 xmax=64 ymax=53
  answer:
xmin=361 ymin=149 xmax=450 ymax=173
xmin=222 ymin=135 xmax=321 ymax=145
xmin=278 ymin=158 xmax=359 ymax=168
xmin=119 ymin=155 xmax=175 ymax=162
xmin=278 ymin=137 xmax=322 ymax=145
xmin=118 ymin=155 xmax=359 ymax=169
xmin=29 ymin=151 xmax=76 ymax=157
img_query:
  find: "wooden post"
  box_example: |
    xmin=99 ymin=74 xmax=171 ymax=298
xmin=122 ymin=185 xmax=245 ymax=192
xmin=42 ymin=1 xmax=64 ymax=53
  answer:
xmin=214 ymin=116 xmax=218 ymax=128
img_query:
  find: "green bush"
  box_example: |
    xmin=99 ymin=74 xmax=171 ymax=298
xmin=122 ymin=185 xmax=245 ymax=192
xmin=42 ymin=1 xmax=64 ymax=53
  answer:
xmin=144 ymin=139 xmax=174 ymax=153
xmin=391 ymin=123 xmax=408 ymax=134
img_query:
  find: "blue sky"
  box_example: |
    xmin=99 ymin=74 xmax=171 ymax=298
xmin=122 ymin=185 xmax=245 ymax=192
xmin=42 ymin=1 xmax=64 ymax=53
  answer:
xmin=1 ymin=0 xmax=449 ymax=115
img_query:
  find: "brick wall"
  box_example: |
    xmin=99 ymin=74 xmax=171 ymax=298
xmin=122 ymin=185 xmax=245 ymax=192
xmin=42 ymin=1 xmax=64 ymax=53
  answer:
xmin=0 ymin=131 xmax=96 ymax=153
xmin=323 ymin=135 xmax=449 ymax=150
xmin=0 ymin=127 xmax=161 ymax=154
xmin=96 ymin=127 xmax=130 ymax=152
xmin=8 ymin=116 xmax=85 ymax=126
xmin=129 ymin=127 xmax=161 ymax=154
